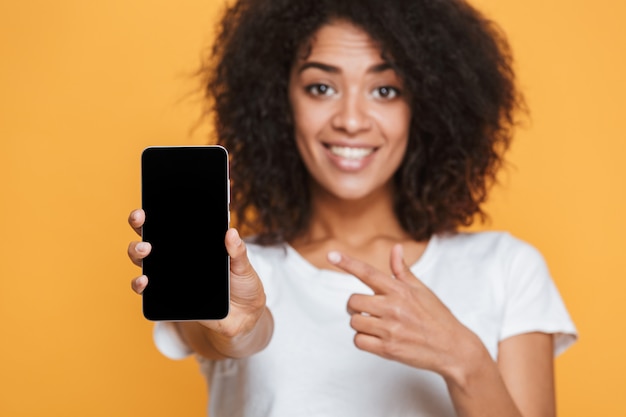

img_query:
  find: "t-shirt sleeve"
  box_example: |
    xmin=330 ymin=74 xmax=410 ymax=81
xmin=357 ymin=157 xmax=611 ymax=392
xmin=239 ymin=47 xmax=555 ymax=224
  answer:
xmin=500 ymin=236 xmax=578 ymax=356
xmin=153 ymin=321 xmax=193 ymax=360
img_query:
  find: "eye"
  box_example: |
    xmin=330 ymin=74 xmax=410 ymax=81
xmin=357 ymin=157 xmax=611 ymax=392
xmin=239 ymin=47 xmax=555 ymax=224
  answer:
xmin=372 ymin=86 xmax=400 ymax=100
xmin=305 ymin=83 xmax=336 ymax=97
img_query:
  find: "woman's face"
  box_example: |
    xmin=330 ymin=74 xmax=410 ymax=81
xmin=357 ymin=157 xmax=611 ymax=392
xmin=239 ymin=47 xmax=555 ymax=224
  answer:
xmin=289 ymin=20 xmax=411 ymax=202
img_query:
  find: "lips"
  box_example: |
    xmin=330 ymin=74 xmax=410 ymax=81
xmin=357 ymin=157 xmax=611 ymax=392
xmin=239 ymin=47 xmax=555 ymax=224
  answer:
xmin=323 ymin=143 xmax=378 ymax=171
xmin=328 ymin=145 xmax=375 ymax=160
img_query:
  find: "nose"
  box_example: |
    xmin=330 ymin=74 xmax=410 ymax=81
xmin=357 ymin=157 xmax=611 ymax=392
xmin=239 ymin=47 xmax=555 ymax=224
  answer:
xmin=331 ymin=90 xmax=372 ymax=135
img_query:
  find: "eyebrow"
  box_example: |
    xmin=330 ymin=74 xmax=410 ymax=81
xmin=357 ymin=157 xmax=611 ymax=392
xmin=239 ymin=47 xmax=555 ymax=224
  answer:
xmin=297 ymin=61 xmax=393 ymax=74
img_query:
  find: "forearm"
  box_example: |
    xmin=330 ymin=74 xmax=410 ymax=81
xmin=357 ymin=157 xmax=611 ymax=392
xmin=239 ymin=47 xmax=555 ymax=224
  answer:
xmin=173 ymin=306 xmax=274 ymax=360
xmin=443 ymin=334 xmax=522 ymax=417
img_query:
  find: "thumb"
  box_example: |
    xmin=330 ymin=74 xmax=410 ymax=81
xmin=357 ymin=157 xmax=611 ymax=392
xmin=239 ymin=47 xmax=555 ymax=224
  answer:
xmin=390 ymin=244 xmax=417 ymax=284
xmin=225 ymin=228 xmax=254 ymax=278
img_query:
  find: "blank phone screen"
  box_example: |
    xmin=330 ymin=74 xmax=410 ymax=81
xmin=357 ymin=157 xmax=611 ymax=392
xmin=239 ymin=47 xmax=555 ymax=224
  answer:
xmin=141 ymin=146 xmax=229 ymax=321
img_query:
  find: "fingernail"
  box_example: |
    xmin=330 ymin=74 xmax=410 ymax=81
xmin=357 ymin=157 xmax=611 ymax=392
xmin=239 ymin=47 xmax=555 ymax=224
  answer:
xmin=136 ymin=242 xmax=148 ymax=252
xmin=131 ymin=211 xmax=138 ymax=221
xmin=327 ymin=251 xmax=341 ymax=264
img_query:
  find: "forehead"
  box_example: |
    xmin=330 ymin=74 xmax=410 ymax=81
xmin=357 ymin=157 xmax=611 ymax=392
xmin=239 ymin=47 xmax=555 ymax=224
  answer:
xmin=298 ymin=20 xmax=384 ymax=62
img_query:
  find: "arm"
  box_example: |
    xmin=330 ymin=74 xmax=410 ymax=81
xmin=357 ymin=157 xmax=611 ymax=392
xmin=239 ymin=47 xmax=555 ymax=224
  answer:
xmin=443 ymin=332 xmax=554 ymax=417
xmin=329 ymin=245 xmax=555 ymax=417
xmin=497 ymin=332 xmax=555 ymax=416
xmin=128 ymin=209 xmax=274 ymax=360
xmin=172 ymin=306 xmax=274 ymax=360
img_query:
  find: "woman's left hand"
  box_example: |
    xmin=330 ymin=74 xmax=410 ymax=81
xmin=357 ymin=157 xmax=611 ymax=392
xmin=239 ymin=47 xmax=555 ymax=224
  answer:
xmin=327 ymin=244 xmax=484 ymax=378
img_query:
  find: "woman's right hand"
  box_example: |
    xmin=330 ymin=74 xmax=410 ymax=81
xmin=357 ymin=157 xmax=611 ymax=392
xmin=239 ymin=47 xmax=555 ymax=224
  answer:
xmin=127 ymin=209 xmax=270 ymax=345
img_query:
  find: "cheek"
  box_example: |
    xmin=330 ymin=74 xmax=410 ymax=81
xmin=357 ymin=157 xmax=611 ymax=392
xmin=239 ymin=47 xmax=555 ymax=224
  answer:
xmin=378 ymin=103 xmax=412 ymax=145
xmin=394 ymin=103 xmax=412 ymax=134
xmin=291 ymin=100 xmax=329 ymax=146
xmin=380 ymin=105 xmax=411 ymax=174
xmin=289 ymin=93 xmax=309 ymax=154
xmin=290 ymin=102 xmax=319 ymax=166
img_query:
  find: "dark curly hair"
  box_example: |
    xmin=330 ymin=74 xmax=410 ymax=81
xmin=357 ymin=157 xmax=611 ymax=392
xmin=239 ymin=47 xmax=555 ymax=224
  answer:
xmin=202 ymin=0 xmax=525 ymax=244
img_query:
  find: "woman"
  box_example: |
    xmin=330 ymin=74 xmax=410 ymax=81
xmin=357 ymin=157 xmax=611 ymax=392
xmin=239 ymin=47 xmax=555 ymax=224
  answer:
xmin=128 ymin=0 xmax=576 ymax=415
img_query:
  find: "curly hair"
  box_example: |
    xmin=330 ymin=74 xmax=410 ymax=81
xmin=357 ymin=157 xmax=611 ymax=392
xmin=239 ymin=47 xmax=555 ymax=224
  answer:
xmin=203 ymin=0 xmax=525 ymax=244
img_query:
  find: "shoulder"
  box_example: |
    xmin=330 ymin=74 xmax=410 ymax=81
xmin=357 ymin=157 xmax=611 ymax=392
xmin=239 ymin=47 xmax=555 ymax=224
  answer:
xmin=434 ymin=232 xmax=560 ymax=312
xmin=244 ymin=239 xmax=288 ymax=272
xmin=242 ymin=239 xmax=291 ymax=296
xmin=435 ymin=231 xmax=544 ymax=265
xmin=428 ymin=231 xmax=551 ymax=292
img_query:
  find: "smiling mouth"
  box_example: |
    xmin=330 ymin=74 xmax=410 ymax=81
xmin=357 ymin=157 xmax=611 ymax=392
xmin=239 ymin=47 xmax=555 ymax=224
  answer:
xmin=327 ymin=145 xmax=376 ymax=160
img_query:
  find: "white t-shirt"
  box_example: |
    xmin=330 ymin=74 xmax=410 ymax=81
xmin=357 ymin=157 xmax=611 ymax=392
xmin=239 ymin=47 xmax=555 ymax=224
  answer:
xmin=154 ymin=231 xmax=577 ymax=417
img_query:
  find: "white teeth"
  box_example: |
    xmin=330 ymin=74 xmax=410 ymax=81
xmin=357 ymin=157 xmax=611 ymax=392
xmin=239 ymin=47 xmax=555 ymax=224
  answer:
xmin=329 ymin=145 xmax=374 ymax=160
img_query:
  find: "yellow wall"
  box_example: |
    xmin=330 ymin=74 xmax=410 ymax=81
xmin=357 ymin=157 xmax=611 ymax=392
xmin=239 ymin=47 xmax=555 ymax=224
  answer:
xmin=1 ymin=1 xmax=624 ymax=415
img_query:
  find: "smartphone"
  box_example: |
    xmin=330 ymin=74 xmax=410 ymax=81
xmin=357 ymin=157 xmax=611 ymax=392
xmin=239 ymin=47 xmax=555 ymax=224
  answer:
xmin=141 ymin=145 xmax=230 ymax=321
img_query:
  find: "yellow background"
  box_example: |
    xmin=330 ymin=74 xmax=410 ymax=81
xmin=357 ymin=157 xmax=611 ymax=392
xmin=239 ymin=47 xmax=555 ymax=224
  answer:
xmin=1 ymin=0 xmax=624 ymax=415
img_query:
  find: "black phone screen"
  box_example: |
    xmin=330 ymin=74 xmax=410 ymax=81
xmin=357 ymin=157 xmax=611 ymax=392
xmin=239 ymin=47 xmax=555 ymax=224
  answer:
xmin=141 ymin=146 xmax=229 ymax=321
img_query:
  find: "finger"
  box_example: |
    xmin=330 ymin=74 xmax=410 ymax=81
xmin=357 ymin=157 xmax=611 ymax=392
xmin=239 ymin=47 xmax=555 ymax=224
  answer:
xmin=389 ymin=244 xmax=412 ymax=283
xmin=327 ymin=251 xmax=393 ymax=294
xmin=225 ymin=228 xmax=254 ymax=278
xmin=127 ymin=241 xmax=152 ymax=267
xmin=353 ymin=332 xmax=384 ymax=355
xmin=349 ymin=313 xmax=389 ymax=338
xmin=347 ymin=293 xmax=386 ymax=317
xmin=128 ymin=209 xmax=145 ymax=236
xmin=131 ymin=275 xmax=148 ymax=294
xmin=390 ymin=244 xmax=424 ymax=287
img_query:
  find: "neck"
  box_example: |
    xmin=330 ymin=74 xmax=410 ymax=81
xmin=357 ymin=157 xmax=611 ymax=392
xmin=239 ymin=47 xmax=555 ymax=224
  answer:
xmin=293 ymin=181 xmax=411 ymax=247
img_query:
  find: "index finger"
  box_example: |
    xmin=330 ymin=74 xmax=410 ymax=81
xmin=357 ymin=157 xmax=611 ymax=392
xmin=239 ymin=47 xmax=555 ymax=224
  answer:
xmin=128 ymin=209 xmax=144 ymax=236
xmin=327 ymin=251 xmax=393 ymax=294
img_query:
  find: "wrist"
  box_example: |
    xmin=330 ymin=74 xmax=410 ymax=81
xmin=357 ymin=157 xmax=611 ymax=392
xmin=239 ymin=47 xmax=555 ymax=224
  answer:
xmin=211 ymin=306 xmax=273 ymax=358
xmin=441 ymin=331 xmax=494 ymax=392
xmin=227 ymin=290 xmax=268 ymax=337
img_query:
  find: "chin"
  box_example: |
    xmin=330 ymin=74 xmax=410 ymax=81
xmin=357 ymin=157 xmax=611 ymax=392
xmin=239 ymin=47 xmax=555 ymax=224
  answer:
xmin=326 ymin=182 xmax=389 ymax=202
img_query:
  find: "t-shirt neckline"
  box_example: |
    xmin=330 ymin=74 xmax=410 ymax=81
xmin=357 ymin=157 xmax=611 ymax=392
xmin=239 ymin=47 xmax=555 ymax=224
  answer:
xmin=284 ymin=234 xmax=440 ymax=279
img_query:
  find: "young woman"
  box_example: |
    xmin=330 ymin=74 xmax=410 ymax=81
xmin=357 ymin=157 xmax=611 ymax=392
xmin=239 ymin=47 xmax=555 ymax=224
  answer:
xmin=128 ymin=0 xmax=576 ymax=415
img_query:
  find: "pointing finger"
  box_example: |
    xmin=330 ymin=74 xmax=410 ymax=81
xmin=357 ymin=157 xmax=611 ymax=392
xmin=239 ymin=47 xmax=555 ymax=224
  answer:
xmin=327 ymin=251 xmax=393 ymax=294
